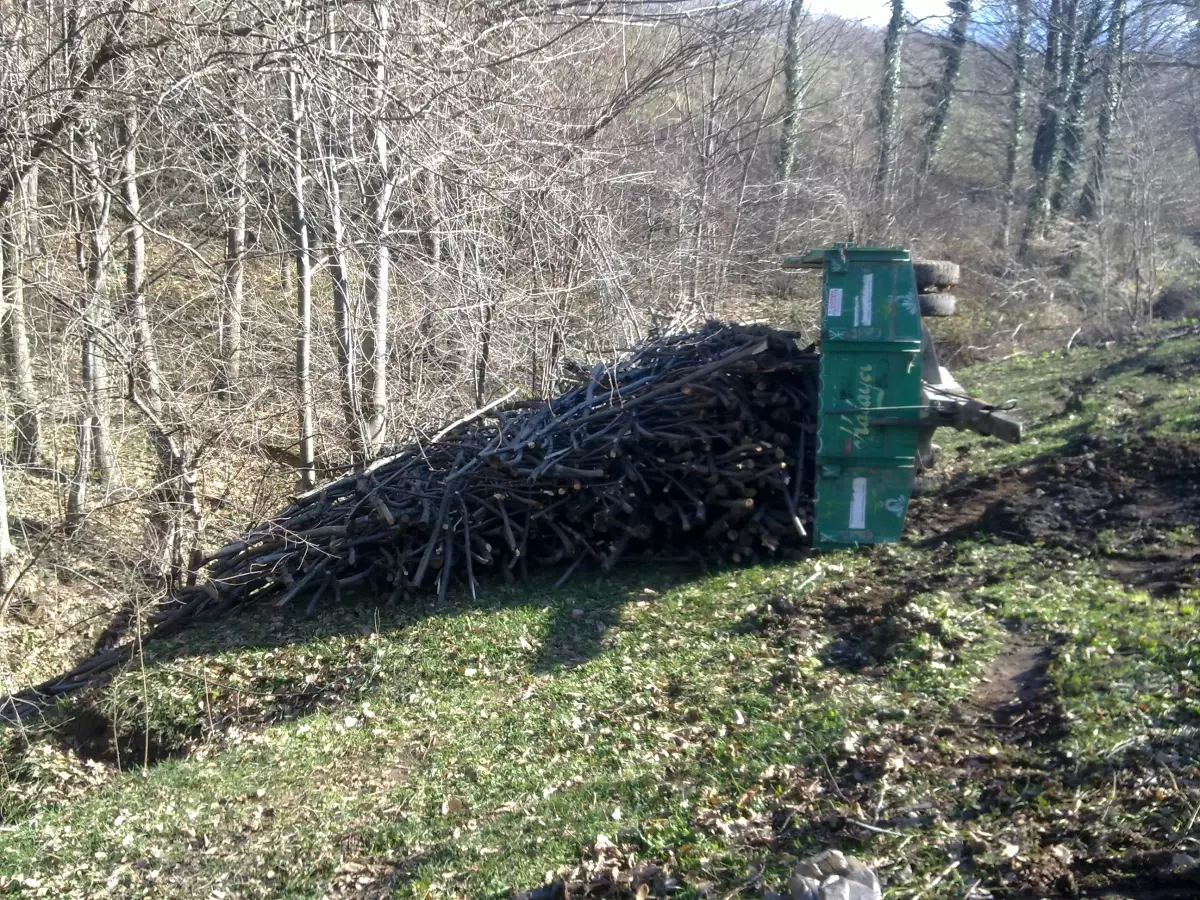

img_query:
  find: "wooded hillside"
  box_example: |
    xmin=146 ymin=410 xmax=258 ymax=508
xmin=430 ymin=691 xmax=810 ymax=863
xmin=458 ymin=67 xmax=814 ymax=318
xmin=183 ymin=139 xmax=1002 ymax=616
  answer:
xmin=0 ymin=0 xmax=1198 ymax=659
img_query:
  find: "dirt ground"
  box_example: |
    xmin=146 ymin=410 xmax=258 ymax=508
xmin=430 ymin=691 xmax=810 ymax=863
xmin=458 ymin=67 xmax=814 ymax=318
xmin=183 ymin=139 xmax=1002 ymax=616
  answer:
xmin=916 ymin=439 xmax=1199 ymax=899
xmin=914 ymin=436 xmax=1200 ymax=597
xmin=781 ymin=436 xmax=1200 ymax=899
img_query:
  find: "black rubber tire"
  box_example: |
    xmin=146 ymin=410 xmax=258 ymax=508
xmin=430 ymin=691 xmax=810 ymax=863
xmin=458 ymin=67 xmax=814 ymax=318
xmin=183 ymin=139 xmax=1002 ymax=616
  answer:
xmin=913 ymin=259 xmax=960 ymax=291
xmin=919 ymin=292 xmax=957 ymax=317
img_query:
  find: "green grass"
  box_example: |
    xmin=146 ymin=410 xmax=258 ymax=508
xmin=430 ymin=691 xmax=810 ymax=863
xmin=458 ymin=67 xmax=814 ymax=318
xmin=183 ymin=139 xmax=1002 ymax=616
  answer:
xmin=938 ymin=321 xmax=1200 ymax=470
xmin=2 ymin=324 xmax=1199 ymax=898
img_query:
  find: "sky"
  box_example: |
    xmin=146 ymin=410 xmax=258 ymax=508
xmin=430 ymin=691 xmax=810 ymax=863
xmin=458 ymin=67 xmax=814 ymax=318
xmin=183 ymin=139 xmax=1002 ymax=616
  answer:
xmin=804 ymin=0 xmax=952 ymax=28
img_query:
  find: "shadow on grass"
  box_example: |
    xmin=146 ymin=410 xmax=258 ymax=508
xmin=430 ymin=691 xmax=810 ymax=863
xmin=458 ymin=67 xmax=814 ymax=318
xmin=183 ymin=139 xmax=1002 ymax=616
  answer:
xmin=7 ymin=558 xmax=736 ymax=771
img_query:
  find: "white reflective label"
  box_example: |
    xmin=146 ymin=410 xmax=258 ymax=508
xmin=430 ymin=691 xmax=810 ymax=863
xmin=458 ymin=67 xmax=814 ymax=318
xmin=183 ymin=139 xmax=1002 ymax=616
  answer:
xmin=827 ymin=288 xmax=843 ymax=318
xmin=860 ymin=274 xmax=873 ymax=326
xmin=849 ymin=477 xmax=868 ymax=530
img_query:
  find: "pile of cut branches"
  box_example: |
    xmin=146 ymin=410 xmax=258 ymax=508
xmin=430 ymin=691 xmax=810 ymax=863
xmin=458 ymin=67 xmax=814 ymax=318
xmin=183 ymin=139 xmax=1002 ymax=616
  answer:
xmin=8 ymin=322 xmax=819 ymax=709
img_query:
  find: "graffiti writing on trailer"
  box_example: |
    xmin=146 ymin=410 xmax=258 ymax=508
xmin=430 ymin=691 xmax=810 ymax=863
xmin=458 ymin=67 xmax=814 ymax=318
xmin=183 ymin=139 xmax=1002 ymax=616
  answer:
xmin=839 ymin=362 xmax=884 ymax=452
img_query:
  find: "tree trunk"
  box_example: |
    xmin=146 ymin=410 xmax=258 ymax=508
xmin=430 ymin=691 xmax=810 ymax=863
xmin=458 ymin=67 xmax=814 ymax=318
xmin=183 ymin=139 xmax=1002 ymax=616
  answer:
xmin=1192 ymin=87 xmax=1200 ymax=175
xmin=1051 ymin=0 xmax=1104 ymax=213
xmin=778 ymin=0 xmax=805 ymax=183
xmin=545 ymin=223 xmax=583 ymax=396
xmin=1077 ymin=0 xmax=1127 ymax=220
xmin=287 ymin=32 xmax=316 ymax=490
xmin=218 ymin=74 xmax=247 ymax=399
xmin=66 ymin=415 xmax=93 ymax=535
xmin=121 ymin=108 xmax=198 ymax=584
xmin=0 ymin=453 xmax=14 ymax=591
xmin=312 ymin=33 xmax=359 ymax=449
xmin=687 ymin=55 xmax=717 ymax=316
xmin=79 ymin=117 xmax=117 ymax=486
xmin=324 ymin=156 xmax=358 ymax=444
xmin=2 ymin=170 xmax=42 ymax=464
xmin=65 ymin=4 xmax=88 ymax=279
xmin=920 ymin=0 xmax=972 ymax=178
xmin=476 ymin=291 xmax=497 ymax=408
xmin=1190 ymin=18 xmax=1200 ymax=177
xmin=1021 ymin=0 xmax=1073 ymax=253
xmin=875 ymin=0 xmax=907 ymax=204
xmin=120 ymin=111 xmax=161 ymax=407
xmin=361 ymin=1 xmax=393 ymax=459
xmin=998 ymin=0 xmax=1031 ymax=250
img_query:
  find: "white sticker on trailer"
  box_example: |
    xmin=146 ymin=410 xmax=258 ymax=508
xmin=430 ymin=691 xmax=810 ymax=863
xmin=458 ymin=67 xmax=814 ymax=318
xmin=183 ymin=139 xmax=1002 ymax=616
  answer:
xmin=859 ymin=274 xmax=873 ymax=326
xmin=827 ymin=288 xmax=843 ymax=318
xmin=849 ymin=477 xmax=868 ymax=530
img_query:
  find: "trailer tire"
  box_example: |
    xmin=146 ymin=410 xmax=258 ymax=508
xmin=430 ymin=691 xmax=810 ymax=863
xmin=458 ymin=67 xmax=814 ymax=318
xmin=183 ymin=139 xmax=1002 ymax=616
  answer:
xmin=919 ymin=292 xmax=957 ymax=317
xmin=913 ymin=259 xmax=960 ymax=291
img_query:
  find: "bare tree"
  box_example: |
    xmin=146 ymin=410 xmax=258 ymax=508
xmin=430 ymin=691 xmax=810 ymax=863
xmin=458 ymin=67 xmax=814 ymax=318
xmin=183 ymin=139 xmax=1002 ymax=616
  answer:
xmin=218 ymin=72 xmax=249 ymax=399
xmin=1 ymin=170 xmax=42 ymax=463
xmin=360 ymin=1 xmax=393 ymax=459
xmin=1051 ymin=0 xmax=1105 ymax=213
xmin=65 ymin=416 xmax=93 ymax=535
xmin=875 ymin=0 xmax=907 ymax=198
xmin=1078 ymin=0 xmax=1127 ymax=219
xmin=78 ymin=113 xmax=118 ymax=487
xmin=1022 ymin=0 xmax=1061 ymax=250
xmin=287 ymin=12 xmax=317 ymax=489
xmin=311 ymin=23 xmax=359 ymax=448
xmin=120 ymin=110 xmax=161 ymax=405
xmin=998 ymin=0 xmax=1031 ymax=249
xmin=120 ymin=106 xmax=200 ymax=583
xmin=778 ymin=0 xmax=805 ymax=183
xmin=1023 ymin=0 xmax=1082 ymax=250
xmin=920 ymin=0 xmax=973 ymax=178
xmin=0 ymin=1 xmax=42 ymax=466
xmin=0 ymin=452 xmax=15 ymax=591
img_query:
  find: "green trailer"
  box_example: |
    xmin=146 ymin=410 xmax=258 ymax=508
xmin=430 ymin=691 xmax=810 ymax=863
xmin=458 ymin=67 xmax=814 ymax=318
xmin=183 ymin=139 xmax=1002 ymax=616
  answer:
xmin=783 ymin=244 xmax=1022 ymax=550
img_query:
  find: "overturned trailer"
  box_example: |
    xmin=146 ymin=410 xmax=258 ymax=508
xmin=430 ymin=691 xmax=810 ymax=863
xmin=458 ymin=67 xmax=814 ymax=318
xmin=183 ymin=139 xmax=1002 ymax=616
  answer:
xmin=786 ymin=244 xmax=1021 ymax=548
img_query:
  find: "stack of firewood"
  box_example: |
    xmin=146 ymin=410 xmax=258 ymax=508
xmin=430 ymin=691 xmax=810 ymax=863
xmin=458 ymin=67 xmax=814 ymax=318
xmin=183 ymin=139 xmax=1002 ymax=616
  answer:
xmin=10 ymin=322 xmax=820 ymax=706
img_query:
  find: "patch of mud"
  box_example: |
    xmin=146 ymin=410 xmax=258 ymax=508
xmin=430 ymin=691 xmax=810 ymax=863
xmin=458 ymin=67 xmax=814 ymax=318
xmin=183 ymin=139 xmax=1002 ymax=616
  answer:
xmin=956 ymin=631 xmax=1067 ymax=751
xmin=969 ymin=633 xmax=1050 ymax=723
xmin=910 ymin=437 xmax=1200 ymax=594
xmin=1072 ymin=850 xmax=1200 ymax=899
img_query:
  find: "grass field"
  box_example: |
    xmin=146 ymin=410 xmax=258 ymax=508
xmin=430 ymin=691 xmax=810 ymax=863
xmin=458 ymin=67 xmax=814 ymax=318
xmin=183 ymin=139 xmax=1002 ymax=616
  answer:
xmin=2 ymin=324 xmax=1198 ymax=899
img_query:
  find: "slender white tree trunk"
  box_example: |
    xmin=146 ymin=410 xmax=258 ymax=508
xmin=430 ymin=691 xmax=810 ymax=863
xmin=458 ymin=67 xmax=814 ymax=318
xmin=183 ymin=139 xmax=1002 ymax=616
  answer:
xmin=312 ymin=28 xmax=359 ymax=448
xmin=219 ymin=73 xmax=248 ymax=399
xmin=121 ymin=111 xmax=160 ymax=405
xmin=1 ymin=0 xmax=41 ymax=465
xmin=0 ymin=454 xmax=15 ymax=593
xmin=79 ymin=116 xmax=117 ymax=487
xmin=2 ymin=170 xmax=41 ymax=464
xmin=66 ymin=415 xmax=94 ymax=535
xmin=121 ymin=108 xmax=199 ymax=584
xmin=287 ymin=20 xmax=316 ymax=489
xmin=360 ymin=1 xmax=393 ymax=459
